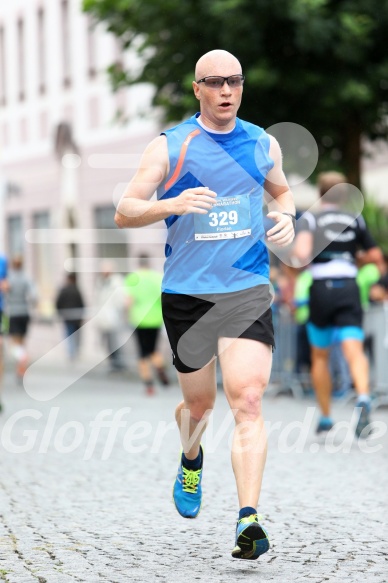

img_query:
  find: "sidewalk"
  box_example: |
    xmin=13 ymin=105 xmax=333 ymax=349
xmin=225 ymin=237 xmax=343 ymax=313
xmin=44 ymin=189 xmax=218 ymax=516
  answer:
xmin=0 ymin=366 xmax=387 ymax=582
xmin=22 ymin=319 xmax=146 ymax=372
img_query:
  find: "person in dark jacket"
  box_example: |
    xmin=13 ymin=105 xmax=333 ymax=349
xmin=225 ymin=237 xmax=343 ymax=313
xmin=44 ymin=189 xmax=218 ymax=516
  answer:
xmin=56 ymin=273 xmax=85 ymax=360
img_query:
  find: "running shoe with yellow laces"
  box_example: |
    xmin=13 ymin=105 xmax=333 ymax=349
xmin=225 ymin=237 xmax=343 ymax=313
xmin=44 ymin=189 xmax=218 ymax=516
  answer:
xmin=231 ymin=513 xmax=270 ymax=560
xmin=173 ymin=446 xmax=203 ymax=518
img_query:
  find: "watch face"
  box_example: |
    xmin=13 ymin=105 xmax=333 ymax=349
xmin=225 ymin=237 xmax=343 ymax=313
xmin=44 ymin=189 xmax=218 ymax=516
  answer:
xmin=283 ymin=213 xmax=296 ymax=227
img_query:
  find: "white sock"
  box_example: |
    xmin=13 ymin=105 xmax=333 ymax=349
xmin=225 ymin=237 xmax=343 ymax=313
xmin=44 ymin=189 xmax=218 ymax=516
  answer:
xmin=356 ymin=394 xmax=370 ymax=405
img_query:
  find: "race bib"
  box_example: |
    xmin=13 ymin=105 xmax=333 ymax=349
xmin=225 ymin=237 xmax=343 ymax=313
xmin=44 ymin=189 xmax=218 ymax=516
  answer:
xmin=194 ymin=194 xmax=251 ymax=241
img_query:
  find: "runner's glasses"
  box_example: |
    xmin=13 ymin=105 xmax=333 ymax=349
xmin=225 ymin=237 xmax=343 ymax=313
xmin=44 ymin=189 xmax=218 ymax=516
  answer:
xmin=196 ymin=74 xmax=245 ymax=89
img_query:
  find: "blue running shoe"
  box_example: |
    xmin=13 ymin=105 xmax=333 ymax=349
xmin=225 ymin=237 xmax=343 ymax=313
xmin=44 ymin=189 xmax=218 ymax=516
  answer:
xmin=316 ymin=416 xmax=334 ymax=434
xmin=231 ymin=514 xmax=270 ymax=560
xmin=173 ymin=446 xmax=203 ymax=518
xmin=355 ymin=401 xmax=372 ymax=438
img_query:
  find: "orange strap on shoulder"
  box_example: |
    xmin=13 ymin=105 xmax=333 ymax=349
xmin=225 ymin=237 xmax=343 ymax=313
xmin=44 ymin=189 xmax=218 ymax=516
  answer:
xmin=164 ymin=128 xmax=201 ymax=191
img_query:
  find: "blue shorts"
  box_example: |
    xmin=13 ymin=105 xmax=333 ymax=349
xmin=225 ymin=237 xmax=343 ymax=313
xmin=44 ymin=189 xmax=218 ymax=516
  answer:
xmin=306 ymin=322 xmax=364 ymax=349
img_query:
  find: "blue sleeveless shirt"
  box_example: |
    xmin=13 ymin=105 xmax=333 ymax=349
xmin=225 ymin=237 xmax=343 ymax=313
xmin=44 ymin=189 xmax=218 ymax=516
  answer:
xmin=157 ymin=113 xmax=274 ymax=294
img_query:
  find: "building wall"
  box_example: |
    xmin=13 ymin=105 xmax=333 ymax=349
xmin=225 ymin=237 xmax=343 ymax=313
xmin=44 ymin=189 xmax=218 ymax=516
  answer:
xmin=0 ymin=0 xmax=164 ymax=316
xmin=0 ymin=0 xmax=157 ymax=162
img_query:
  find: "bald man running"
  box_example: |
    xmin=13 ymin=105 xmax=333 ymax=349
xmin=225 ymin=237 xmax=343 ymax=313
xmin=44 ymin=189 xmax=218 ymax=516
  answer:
xmin=115 ymin=49 xmax=295 ymax=560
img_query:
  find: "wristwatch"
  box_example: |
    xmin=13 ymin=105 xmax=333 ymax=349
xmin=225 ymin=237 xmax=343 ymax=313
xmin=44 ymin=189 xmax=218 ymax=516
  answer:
xmin=282 ymin=212 xmax=296 ymax=230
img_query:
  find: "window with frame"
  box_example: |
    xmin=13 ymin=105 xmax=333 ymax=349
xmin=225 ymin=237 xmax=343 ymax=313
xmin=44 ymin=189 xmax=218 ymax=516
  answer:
xmin=32 ymin=211 xmax=53 ymax=307
xmin=0 ymin=25 xmax=6 ymax=106
xmin=37 ymin=8 xmax=46 ymax=94
xmin=87 ymin=17 xmax=97 ymax=79
xmin=7 ymin=215 xmax=23 ymax=258
xmin=94 ymin=206 xmax=128 ymax=263
xmin=17 ymin=18 xmax=25 ymax=101
xmin=61 ymin=0 xmax=71 ymax=87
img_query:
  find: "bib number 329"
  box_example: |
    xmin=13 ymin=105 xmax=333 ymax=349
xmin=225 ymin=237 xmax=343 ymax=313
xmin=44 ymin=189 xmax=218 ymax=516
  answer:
xmin=194 ymin=193 xmax=251 ymax=241
xmin=208 ymin=210 xmax=238 ymax=227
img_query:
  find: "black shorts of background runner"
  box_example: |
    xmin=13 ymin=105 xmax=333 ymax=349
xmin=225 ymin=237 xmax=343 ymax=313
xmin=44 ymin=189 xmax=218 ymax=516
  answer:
xmin=162 ymin=284 xmax=275 ymax=373
xmin=8 ymin=315 xmax=30 ymax=337
xmin=134 ymin=327 xmax=160 ymax=358
xmin=309 ymin=278 xmax=362 ymax=329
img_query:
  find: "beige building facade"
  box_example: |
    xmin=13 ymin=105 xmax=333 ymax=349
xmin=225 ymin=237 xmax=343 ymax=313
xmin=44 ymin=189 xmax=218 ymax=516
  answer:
xmin=0 ymin=0 xmax=165 ymax=317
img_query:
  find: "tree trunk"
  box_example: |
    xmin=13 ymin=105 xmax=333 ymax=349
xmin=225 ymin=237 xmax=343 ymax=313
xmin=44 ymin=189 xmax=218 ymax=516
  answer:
xmin=343 ymin=117 xmax=362 ymax=190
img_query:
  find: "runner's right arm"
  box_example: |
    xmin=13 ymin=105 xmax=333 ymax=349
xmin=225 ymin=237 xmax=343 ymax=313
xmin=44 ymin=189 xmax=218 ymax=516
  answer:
xmin=115 ymin=136 xmax=217 ymax=228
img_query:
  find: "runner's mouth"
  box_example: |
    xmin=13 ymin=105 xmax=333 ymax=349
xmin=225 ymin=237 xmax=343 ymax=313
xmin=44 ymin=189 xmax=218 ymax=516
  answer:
xmin=220 ymin=102 xmax=232 ymax=108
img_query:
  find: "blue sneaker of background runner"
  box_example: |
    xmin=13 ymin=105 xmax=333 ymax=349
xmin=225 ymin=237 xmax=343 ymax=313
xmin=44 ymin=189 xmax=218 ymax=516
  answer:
xmin=173 ymin=446 xmax=203 ymax=518
xmin=355 ymin=401 xmax=372 ymax=438
xmin=316 ymin=417 xmax=334 ymax=434
xmin=231 ymin=514 xmax=270 ymax=560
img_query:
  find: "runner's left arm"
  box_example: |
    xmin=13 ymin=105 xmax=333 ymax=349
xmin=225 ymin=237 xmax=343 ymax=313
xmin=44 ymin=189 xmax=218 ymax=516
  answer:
xmin=264 ymin=135 xmax=296 ymax=247
xmin=355 ymin=216 xmax=385 ymax=273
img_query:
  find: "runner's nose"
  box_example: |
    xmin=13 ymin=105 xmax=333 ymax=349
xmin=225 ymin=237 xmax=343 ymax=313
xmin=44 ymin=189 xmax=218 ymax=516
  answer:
xmin=220 ymin=80 xmax=232 ymax=95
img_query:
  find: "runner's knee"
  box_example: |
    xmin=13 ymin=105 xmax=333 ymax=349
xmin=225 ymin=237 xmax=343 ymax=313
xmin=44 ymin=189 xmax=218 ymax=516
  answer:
xmin=311 ymin=347 xmax=330 ymax=361
xmin=232 ymin=388 xmax=263 ymax=422
xmin=182 ymin=397 xmax=215 ymax=423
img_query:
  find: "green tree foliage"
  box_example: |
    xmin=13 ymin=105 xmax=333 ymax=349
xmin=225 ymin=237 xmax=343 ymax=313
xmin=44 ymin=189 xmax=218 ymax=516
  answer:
xmin=83 ymin=0 xmax=388 ymax=188
xmin=362 ymin=199 xmax=388 ymax=255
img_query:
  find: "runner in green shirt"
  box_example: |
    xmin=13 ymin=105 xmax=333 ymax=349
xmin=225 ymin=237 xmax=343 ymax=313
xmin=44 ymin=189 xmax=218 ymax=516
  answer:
xmin=125 ymin=254 xmax=169 ymax=394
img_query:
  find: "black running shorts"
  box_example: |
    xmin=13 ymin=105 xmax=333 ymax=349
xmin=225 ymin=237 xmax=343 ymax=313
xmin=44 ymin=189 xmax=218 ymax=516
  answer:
xmin=309 ymin=278 xmax=362 ymax=328
xmin=162 ymin=285 xmax=275 ymax=373
xmin=134 ymin=327 xmax=160 ymax=358
xmin=8 ymin=315 xmax=30 ymax=337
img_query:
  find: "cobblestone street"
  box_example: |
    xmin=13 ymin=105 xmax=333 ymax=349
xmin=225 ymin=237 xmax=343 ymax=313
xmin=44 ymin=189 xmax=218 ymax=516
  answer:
xmin=0 ymin=365 xmax=387 ymax=582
